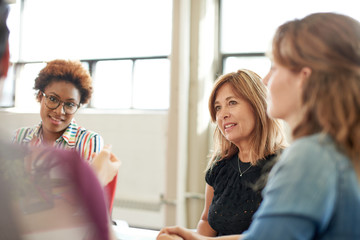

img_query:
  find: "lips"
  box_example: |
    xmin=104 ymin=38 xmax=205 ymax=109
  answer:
xmin=224 ymin=123 xmax=236 ymax=130
xmin=49 ymin=115 xmax=64 ymax=125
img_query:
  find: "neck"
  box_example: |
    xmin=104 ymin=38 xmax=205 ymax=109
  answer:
xmin=284 ymin=107 xmax=305 ymax=132
xmin=237 ymin=146 xmax=251 ymax=163
xmin=40 ymin=128 xmax=63 ymax=144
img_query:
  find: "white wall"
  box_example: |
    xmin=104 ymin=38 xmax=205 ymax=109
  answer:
xmin=0 ymin=109 xmax=168 ymax=229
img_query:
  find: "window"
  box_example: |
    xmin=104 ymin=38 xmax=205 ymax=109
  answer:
xmin=2 ymin=0 xmax=172 ymax=110
xmin=220 ymin=0 xmax=360 ymax=78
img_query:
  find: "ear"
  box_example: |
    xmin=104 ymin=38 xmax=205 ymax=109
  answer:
xmin=37 ymin=91 xmax=43 ymax=102
xmin=298 ymin=67 xmax=312 ymax=89
xmin=0 ymin=43 xmax=10 ymax=78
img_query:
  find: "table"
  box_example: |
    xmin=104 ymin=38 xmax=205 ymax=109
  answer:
xmin=113 ymin=220 xmax=159 ymax=240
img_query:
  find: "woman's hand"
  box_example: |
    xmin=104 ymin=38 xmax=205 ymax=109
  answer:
xmin=157 ymin=227 xmax=240 ymax=240
xmin=91 ymin=145 xmax=121 ymax=186
xmin=157 ymin=227 xmax=206 ymax=240
xmin=157 ymin=233 xmax=184 ymax=240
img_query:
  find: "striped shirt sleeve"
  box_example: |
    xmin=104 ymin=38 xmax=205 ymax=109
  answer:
xmin=12 ymin=127 xmax=34 ymax=144
xmin=75 ymin=130 xmax=104 ymax=162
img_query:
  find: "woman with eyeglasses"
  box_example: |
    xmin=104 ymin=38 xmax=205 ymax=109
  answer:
xmin=12 ymin=59 xmax=120 ymax=213
xmin=13 ymin=59 xmax=95 ymax=154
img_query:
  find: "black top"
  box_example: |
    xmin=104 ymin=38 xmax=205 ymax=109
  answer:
xmin=205 ymin=154 xmax=276 ymax=236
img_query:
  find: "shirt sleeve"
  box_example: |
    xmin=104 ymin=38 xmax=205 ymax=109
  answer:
xmin=242 ymin=136 xmax=337 ymax=240
xmin=205 ymin=159 xmax=223 ymax=187
xmin=11 ymin=128 xmax=21 ymax=143
xmin=11 ymin=127 xmax=32 ymax=144
xmin=78 ymin=132 xmax=104 ymax=161
xmin=205 ymin=167 xmax=213 ymax=186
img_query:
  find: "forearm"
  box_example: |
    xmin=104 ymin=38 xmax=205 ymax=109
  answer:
xmin=157 ymin=226 xmax=241 ymax=240
xmin=217 ymin=235 xmax=242 ymax=240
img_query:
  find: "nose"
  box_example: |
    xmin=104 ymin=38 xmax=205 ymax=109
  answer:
xmin=217 ymin=106 xmax=230 ymax=120
xmin=263 ymin=72 xmax=270 ymax=86
xmin=54 ymin=102 xmax=66 ymax=115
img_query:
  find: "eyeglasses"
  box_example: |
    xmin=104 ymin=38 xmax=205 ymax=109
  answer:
xmin=41 ymin=92 xmax=80 ymax=114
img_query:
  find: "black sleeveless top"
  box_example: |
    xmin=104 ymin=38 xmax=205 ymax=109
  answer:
xmin=205 ymin=154 xmax=276 ymax=236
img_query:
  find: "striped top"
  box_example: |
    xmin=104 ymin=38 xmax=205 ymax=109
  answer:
xmin=12 ymin=119 xmax=104 ymax=161
xmin=11 ymin=119 xmax=117 ymax=214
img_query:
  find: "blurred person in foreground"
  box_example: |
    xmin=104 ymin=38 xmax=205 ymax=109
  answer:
xmin=157 ymin=12 xmax=360 ymax=240
xmin=0 ymin=1 xmax=118 ymax=239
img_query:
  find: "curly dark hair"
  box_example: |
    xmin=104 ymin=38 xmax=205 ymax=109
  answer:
xmin=34 ymin=59 xmax=93 ymax=104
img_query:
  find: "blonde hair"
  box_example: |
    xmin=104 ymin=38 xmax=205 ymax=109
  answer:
xmin=207 ymin=69 xmax=287 ymax=170
xmin=271 ymin=12 xmax=360 ymax=167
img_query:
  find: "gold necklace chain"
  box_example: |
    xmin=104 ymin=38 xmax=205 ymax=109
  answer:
xmin=237 ymin=156 xmax=252 ymax=177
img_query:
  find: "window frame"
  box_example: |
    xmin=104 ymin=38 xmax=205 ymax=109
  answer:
xmin=3 ymin=0 xmax=171 ymax=110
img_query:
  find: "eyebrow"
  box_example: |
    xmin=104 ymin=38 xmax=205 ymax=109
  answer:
xmin=214 ymin=96 xmax=237 ymax=105
xmin=47 ymin=92 xmax=77 ymax=102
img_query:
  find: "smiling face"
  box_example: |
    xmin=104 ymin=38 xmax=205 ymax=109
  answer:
xmin=39 ymin=81 xmax=81 ymax=143
xmin=214 ymin=82 xmax=256 ymax=149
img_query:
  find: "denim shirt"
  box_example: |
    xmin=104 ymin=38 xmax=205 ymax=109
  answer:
xmin=242 ymin=133 xmax=360 ymax=240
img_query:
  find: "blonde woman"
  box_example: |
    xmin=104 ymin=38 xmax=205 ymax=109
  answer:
xmin=158 ymin=12 xmax=360 ymax=240
xmin=196 ymin=69 xmax=287 ymax=236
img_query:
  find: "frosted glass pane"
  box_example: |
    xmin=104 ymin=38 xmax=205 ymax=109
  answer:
xmin=133 ymin=59 xmax=170 ymax=109
xmin=92 ymin=60 xmax=133 ymax=109
xmin=221 ymin=0 xmax=360 ymax=53
xmin=15 ymin=63 xmax=45 ymax=109
xmin=21 ymin=0 xmax=172 ymax=61
xmin=223 ymin=57 xmax=271 ymax=79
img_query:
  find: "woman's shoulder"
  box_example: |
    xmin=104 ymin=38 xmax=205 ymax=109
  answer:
xmin=260 ymin=134 xmax=347 ymax=223
xmin=12 ymin=125 xmax=40 ymax=143
xmin=275 ymin=133 xmax=343 ymax=177
xmin=76 ymin=127 xmax=101 ymax=138
xmin=286 ymin=133 xmax=340 ymax=162
xmin=208 ymin=155 xmax=234 ymax=171
xmin=13 ymin=126 xmax=32 ymax=136
xmin=74 ymin=129 xmax=103 ymax=147
xmin=14 ymin=124 xmax=38 ymax=133
xmin=64 ymin=121 xmax=104 ymax=153
xmin=68 ymin=120 xmax=103 ymax=140
xmin=205 ymin=155 xmax=235 ymax=185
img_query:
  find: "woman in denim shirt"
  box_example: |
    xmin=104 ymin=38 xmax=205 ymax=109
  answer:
xmin=157 ymin=12 xmax=360 ymax=240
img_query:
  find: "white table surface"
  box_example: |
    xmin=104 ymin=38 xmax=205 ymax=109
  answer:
xmin=112 ymin=220 xmax=159 ymax=240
